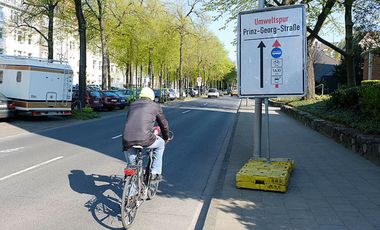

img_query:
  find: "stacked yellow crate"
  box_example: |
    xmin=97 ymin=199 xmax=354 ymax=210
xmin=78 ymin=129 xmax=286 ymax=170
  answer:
xmin=236 ymin=158 xmax=294 ymax=192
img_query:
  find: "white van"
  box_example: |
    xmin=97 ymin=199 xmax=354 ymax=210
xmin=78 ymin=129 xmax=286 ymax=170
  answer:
xmin=0 ymin=55 xmax=73 ymax=116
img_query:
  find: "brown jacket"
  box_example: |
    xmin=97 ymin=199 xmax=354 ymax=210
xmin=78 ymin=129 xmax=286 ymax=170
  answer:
xmin=122 ymin=99 xmax=169 ymax=151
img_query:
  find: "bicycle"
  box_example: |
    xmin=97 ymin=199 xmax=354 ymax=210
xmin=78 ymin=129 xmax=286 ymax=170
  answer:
xmin=121 ymin=128 xmax=174 ymax=229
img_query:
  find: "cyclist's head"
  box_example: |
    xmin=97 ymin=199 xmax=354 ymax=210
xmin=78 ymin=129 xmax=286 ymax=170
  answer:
xmin=140 ymin=87 xmax=155 ymax=101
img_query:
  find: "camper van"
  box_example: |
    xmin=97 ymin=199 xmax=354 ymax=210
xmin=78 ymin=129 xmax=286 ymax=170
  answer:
xmin=0 ymin=55 xmax=73 ymax=116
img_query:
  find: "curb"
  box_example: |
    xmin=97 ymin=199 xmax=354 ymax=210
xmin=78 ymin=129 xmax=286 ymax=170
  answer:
xmin=201 ymin=99 xmax=244 ymax=230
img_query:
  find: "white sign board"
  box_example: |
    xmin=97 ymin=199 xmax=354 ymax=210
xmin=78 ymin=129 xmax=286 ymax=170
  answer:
xmin=238 ymin=5 xmax=306 ymax=97
xmin=197 ymin=77 xmax=202 ymax=86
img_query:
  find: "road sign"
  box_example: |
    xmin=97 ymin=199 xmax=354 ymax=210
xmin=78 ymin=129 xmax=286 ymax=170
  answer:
xmin=237 ymin=5 xmax=306 ymax=97
xmin=197 ymin=77 xmax=202 ymax=86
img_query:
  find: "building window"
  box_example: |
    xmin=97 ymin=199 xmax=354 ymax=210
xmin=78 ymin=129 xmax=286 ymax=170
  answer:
xmin=0 ymin=70 xmax=3 ymax=84
xmin=16 ymin=71 xmax=22 ymax=82
xmin=0 ymin=28 xmax=3 ymax=39
xmin=17 ymin=31 xmax=23 ymax=42
xmin=28 ymin=53 xmax=32 ymax=57
xmin=0 ymin=48 xmax=4 ymax=54
xmin=28 ymin=34 xmax=32 ymax=44
xmin=93 ymin=60 xmax=96 ymax=69
xmin=98 ymin=61 xmax=101 ymax=70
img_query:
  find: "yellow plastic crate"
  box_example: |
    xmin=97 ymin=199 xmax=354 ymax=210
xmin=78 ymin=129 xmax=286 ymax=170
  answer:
xmin=235 ymin=158 xmax=295 ymax=193
xmin=248 ymin=157 xmax=295 ymax=172
xmin=236 ymin=165 xmax=289 ymax=186
xmin=236 ymin=181 xmax=287 ymax=192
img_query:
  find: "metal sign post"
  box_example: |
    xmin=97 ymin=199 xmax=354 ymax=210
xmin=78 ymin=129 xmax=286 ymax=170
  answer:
xmin=237 ymin=3 xmax=306 ymax=159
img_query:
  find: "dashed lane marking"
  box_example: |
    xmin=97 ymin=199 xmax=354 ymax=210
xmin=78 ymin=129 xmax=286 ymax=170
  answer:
xmin=0 ymin=147 xmax=25 ymax=153
xmin=0 ymin=156 xmax=64 ymax=182
xmin=112 ymin=134 xmax=122 ymax=140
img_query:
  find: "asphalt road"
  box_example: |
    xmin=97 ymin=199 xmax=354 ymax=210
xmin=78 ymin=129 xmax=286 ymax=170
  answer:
xmin=0 ymin=96 xmax=240 ymax=230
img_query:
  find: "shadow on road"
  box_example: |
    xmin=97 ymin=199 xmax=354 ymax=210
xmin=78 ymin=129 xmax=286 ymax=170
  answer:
xmin=68 ymin=170 xmax=124 ymax=230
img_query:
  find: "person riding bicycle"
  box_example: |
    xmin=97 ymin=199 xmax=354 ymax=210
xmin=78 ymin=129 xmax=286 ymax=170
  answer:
xmin=122 ymin=87 xmax=169 ymax=181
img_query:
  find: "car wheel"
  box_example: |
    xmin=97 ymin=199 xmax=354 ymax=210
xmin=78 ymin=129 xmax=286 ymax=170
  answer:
xmin=108 ymin=107 xmax=114 ymax=111
xmin=120 ymin=106 xmax=126 ymax=110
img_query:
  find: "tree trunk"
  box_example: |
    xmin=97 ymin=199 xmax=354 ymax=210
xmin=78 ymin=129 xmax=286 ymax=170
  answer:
xmin=47 ymin=4 xmax=55 ymax=61
xmin=129 ymin=63 xmax=132 ymax=88
xmin=179 ymin=31 xmax=184 ymax=98
xmin=345 ymin=0 xmax=355 ymax=87
xmin=306 ymin=40 xmax=315 ymax=99
xmin=74 ymin=0 xmax=87 ymax=109
xmin=148 ymin=47 xmax=153 ymax=87
xmin=125 ymin=63 xmax=129 ymax=87
xmin=140 ymin=64 xmax=143 ymax=88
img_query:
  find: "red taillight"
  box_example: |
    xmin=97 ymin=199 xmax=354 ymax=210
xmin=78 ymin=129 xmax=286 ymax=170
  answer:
xmin=32 ymin=111 xmax=41 ymax=116
xmin=124 ymin=169 xmax=135 ymax=175
xmin=8 ymin=102 xmax=16 ymax=109
xmin=63 ymin=111 xmax=71 ymax=115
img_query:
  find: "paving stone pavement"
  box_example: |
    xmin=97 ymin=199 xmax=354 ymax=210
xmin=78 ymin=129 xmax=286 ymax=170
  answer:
xmin=204 ymin=99 xmax=380 ymax=230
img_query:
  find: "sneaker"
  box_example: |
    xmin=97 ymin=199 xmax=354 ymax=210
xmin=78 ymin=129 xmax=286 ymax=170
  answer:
xmin=151 ymin=174 xmax=163 ymax=181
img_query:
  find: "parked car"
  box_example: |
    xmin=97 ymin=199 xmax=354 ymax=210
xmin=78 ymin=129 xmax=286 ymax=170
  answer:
xmin=116 ymin=89 xmax=134 ymax=104
xmin=112 ymin=91 xmax=128 ymax=109
xmin=185 ymin=88 xmax=196 ymax=97
xmin=168 ymin=89 xmax=176 ymax=101
xmin=230 ymin=89 xmax=238 ymax=96
xmin=153 ymin=89 xmax=161 ymax=102
xmin=100 ymin=91 xmax=119 ymax=111
xmin=0 ymin=92 xmax=16 ymax=119
xmin=72 ymin=89 xmax=103 ymax=110
xmin=208 ymin=88 xmax=219 ymax=98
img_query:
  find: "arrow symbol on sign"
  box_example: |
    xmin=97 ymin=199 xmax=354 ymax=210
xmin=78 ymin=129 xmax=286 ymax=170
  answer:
xmin=258 ymin=41 xmax=266 ymax=88
xmin=272 ymin=40 xmax=281 ymax=48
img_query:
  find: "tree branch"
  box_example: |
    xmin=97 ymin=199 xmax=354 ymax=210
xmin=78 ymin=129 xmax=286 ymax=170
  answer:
xmin=307 ymin=27 xmax=346 ymax=56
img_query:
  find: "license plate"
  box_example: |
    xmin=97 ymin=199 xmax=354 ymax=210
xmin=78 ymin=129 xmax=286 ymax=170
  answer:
xmin=111 ymin=99 xmax=117 ymax=102
xmin=121 ymin=100 xmax=125 ymax=102
xmin=94 ymin=100 xmax=99 ymax=103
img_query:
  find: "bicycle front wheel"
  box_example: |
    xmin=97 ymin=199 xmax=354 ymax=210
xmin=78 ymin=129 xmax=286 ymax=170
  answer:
xmin=121 ymin=174 xmax=139 ymax=229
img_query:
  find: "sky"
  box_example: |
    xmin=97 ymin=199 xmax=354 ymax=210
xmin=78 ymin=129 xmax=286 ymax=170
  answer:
xmin=208 ymin=15 xmax=237 ymax=64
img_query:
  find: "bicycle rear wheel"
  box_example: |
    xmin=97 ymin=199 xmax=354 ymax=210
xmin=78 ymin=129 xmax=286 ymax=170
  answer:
xmin=121 ymin=174 xmax=139 ymax=229
xmin=147 ymin=180 xmax=159 ymax=200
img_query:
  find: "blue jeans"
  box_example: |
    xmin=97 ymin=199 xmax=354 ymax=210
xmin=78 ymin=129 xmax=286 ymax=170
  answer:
xmin=124 ymin=136 xmax=165 ymax=175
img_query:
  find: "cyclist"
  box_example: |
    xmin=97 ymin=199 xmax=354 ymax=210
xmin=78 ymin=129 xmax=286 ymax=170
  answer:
xmin=122 ymin=87 xmax=169 ymax=181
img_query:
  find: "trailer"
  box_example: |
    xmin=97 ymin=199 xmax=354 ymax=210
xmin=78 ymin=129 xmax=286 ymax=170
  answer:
xmin=0 ymin=55 xmax=73 ymax=116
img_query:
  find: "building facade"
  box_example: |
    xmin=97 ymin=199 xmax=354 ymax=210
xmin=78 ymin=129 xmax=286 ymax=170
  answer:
xmin=0 ymin=0 xmax=125 ymax=87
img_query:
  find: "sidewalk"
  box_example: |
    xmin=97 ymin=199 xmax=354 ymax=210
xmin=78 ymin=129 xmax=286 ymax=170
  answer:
xmin=204 ymin=99 xmax=380 ymax=230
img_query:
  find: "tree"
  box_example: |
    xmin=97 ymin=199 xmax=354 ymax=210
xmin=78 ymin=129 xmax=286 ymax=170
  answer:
xmin=85 ymin=0 xmax=111 ymax=90
xmin=9 ymin=0 xmax=62 ymax=60
xmin=171 ymin=0 xmax=202 ymax=98
xmin=74 ymin=0 xmax=87 ymax=108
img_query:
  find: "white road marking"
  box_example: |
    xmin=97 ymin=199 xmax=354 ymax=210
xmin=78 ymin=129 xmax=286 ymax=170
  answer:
xmin=112 ymin=134 xmax=122 ymax=139
xmin=0 ymin=147 xmax=24 ymax=153
xmin=0 ymin=156 xmax=64 ymax=182
xmin=182 ymin=110 xmax=191 ymax=114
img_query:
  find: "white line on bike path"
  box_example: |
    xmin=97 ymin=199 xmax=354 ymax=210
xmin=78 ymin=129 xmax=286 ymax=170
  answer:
xmin=0 ymin=156 xmax=64 ymax=182
xmin=112 ymin=134 xmax=122 ymax=139
xmin=0 ymin=147 xmax=24 ymax=153
xmin=182 ymin=110 xmax=191 ymax=114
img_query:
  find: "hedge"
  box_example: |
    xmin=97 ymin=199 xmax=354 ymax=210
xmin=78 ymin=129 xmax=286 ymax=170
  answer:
xmin=361 ymin=80 xmax=380 ymax=86
xmin=328 ymin=84 xmax=380 ymax=120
